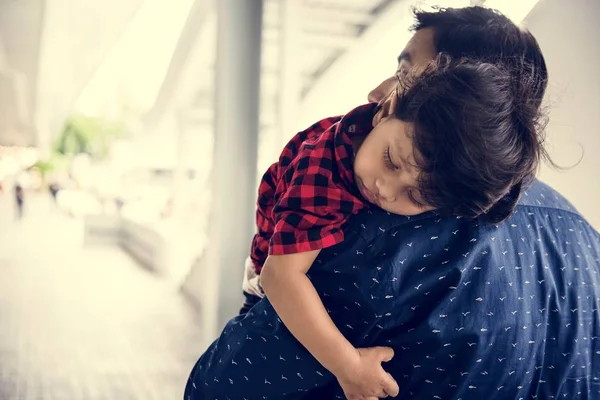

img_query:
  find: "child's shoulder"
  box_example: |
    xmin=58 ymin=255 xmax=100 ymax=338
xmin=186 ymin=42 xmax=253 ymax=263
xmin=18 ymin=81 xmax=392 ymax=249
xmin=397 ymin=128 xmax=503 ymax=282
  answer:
xmin=279 ymin=115 xmax=341 ymax=159
xmin=295 ymin=115 xmax=342 ymax=144
xmin=288 ymin=103 xmax=376 ymax=148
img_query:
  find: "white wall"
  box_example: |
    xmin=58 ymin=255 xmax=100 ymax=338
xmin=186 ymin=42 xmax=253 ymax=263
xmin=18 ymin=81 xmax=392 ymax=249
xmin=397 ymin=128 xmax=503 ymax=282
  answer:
xmin=523 ymin=0 xmax=600 ymax=230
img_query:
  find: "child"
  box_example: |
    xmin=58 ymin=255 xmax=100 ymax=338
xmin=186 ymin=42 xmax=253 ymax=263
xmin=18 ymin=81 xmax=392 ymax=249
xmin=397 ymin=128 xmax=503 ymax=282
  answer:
xmin=242 ymin=56 xmax=545 ymax=399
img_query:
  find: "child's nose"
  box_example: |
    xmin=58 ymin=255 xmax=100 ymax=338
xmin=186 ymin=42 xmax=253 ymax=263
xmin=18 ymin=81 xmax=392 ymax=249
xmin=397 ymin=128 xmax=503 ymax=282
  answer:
xmin=375 ymin=179 xmax=397 ymax=203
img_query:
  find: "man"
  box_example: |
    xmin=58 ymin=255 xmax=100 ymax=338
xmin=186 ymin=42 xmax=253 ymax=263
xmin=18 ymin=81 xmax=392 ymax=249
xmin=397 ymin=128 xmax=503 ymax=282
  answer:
xmin=185 ymin=7 xmax=600 ymax=400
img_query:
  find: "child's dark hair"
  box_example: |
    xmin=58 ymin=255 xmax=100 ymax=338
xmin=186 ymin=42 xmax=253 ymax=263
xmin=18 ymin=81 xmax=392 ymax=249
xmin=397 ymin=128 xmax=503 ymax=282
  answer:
xmin=394 ymin=55 xmax=549 ymax=223
xmin=412 ymin=6 xmax=548 ymax=110
xmin=399 ymin=6 xmax=553 ymax=222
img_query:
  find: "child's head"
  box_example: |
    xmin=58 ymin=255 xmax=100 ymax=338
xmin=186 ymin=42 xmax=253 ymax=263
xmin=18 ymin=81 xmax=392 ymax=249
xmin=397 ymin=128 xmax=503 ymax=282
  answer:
xmin=353 ymin=55 xmax=549 ymax=222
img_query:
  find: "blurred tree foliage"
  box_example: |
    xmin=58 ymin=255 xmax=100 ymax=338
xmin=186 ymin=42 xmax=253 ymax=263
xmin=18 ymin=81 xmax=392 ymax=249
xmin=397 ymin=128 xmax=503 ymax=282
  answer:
xmin=32 ymin=158 xmax=55 ymax=176
xmin=53 ymin=114 xmax=126 ymax=158
xmin=31 ymin=153 xmax=68 ymax=178
xmin=31 ymin=114 xmax=127 ymax=179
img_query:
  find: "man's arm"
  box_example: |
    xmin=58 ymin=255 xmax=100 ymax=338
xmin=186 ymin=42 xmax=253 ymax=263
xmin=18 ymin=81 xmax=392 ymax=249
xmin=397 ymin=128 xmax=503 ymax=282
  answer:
xmin=261 ymin=251 xmax=399 ymax=400
xmin=185 ymin=250 xmax=399 ymax=400
xmin=260 ymin=251 xmax=359 ymax=375
xmin=185 ymin=298 xmax=335 ymax=399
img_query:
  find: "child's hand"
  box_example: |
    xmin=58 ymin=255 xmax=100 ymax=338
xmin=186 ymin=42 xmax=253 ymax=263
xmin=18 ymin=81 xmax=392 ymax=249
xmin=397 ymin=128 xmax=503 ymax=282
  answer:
xmin=334 ymin=346 xmax=399 ymax=399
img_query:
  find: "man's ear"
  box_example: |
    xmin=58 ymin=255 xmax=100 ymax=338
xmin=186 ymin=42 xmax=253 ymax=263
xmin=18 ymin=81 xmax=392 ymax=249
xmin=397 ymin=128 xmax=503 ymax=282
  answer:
xmin=372 ymin=87 xmax=399 ymax=127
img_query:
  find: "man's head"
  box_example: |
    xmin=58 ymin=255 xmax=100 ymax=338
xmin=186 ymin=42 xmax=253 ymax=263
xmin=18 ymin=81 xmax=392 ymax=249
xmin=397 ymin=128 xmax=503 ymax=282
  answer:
xmin=369 ymin=6 xmax=548 ymax=104
xmin=358 ymin=6 xmax=549 ymax=223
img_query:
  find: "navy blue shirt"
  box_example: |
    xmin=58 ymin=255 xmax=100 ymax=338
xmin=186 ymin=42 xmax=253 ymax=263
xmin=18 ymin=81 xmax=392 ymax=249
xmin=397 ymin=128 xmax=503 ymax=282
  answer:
xmin=185 ymin=180 xmax=600 ymax=400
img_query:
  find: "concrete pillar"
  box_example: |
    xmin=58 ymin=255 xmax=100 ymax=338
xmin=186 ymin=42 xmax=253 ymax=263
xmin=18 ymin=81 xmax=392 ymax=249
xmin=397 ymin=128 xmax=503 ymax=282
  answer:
xmin=277 ymin=0 xmax=303 ymax=150
xmin=182 ymin=0 xmax=262 ymax=348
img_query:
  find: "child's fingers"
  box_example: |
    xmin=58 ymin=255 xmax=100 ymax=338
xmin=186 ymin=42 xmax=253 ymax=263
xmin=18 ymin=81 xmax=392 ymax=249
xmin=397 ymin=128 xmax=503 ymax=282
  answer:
xmin=381 ymin=371 xmax=399 ymax=397
xmin=372 ymin=346 xmax=395 ymax=363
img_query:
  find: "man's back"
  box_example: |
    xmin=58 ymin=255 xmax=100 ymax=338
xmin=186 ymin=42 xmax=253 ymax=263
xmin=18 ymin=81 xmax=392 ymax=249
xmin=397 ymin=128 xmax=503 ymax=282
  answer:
xmin=186 ymin=180 xmax=600 ymax=399
xmin=315 ymin=179 xmax=600 ymax=398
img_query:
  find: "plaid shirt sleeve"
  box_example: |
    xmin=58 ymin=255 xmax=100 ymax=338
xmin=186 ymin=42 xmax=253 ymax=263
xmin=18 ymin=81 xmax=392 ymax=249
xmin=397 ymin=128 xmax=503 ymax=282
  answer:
xmin=251 ymin=104 xmax=376 ymax=269
xmin=268 ymin=128 xmax=366 ymax=256
xmin=250 ymin=162 xmax=278 ymax=270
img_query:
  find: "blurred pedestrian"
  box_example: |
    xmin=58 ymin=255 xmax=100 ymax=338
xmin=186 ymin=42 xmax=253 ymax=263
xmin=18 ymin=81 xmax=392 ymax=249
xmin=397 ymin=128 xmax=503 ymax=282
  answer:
xmin=14 ymin=182 xmax=24 ymax=219
xmin=49 ymin=181 xmax=60 ymax=203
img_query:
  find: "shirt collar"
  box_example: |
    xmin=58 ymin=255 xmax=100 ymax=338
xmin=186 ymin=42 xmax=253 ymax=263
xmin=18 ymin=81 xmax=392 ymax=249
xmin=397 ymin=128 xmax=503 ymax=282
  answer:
xmin=338 ymin=102 xmax=379 ymax=140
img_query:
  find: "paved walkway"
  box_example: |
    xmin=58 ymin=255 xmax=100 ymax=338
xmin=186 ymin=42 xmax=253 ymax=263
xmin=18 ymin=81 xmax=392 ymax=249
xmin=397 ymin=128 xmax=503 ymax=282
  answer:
xmin=0 ymin=193 xmax=204 ymax=400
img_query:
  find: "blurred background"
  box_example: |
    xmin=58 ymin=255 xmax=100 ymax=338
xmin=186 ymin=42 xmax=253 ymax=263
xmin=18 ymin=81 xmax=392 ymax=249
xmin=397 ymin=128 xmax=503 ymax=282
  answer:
xmin=0 ymin=0 xmax=598 ymax=399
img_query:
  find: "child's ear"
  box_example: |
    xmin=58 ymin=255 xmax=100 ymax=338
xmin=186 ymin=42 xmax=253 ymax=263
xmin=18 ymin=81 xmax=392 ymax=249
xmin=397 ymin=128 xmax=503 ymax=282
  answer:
xmin=372 ymin=88 xmax=399 ymax=127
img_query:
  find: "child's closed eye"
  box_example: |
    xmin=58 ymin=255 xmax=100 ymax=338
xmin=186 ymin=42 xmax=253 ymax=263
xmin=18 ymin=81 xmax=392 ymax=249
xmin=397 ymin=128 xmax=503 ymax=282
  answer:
xmin=384 ymin=147 xmax=399 ymax=171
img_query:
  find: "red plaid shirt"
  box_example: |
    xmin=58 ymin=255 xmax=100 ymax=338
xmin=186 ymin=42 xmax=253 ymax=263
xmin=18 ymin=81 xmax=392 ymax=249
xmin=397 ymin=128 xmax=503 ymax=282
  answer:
xmin=250 ymin=103 xmax=378 ymax=272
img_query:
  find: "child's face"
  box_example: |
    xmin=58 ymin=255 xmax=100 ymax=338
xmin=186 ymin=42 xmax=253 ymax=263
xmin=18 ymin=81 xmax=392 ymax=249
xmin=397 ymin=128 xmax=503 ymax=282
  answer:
xmin=353 ymin=113 xmax=434 ymax=216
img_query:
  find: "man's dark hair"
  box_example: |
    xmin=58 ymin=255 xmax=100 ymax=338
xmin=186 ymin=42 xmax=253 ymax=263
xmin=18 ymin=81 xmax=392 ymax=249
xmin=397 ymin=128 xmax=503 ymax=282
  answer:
xmin=394 ymin=55 xmax=547 ymax=223
xmin=403 ymin=6 xmax=551 ymax=223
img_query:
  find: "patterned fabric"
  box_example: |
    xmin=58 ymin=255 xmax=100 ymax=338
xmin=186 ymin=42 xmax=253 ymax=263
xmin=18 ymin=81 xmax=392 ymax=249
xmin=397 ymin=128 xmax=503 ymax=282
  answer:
xmin=185 ymin=179 xmax=600 ymax=400
xmin=250 ymin=103 xmax=378 ymax=272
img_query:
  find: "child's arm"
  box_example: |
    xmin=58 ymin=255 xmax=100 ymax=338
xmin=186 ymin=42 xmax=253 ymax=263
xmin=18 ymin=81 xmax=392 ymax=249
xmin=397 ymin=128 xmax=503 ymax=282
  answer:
xmin=261 ymin=251 xmax=399 ymax=399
